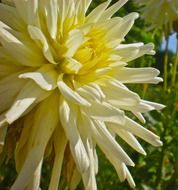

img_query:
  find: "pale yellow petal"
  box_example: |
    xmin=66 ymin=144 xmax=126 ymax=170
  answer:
xmin=85 ymin=117 xmax=134 ymax=167
xmin=64 ymin=29 xmax=84 ymax=57
xmin=109 ymin=117 xmax=163 ymax=147
xmin=44 ymin=0 xmax=58 ymax=39
xmin=25 ymin=160 xmax=42 ymax=190
xmin=0 ymin=3 xmax=24 ymax=30
xmin=0 ymin=22 xmax=44 ymax=67
xmin=105 ymin=13 xmax=139 ymax=42
xmin=11 ymin=92 xmax=59 ymax=190
xmin=49 ymin=126 xmax=67 ymax=190
xmin=77 ymin=83 xmax=105 ymax=102
xmin=19 ymin=64 xmax=58 ymax=91
xmin=60 ymin=97 xmax=89 ymax=173
xmin=111 ymin=128 xmax=146 ymax=155
xmin=99 ymin=0 xmax=128 ymax=21
xmin=82 ymin=101 xmax=125 ymax=125
xmin=28 ymin=25 xmax=57 ymax=64
xmin=113 ymin=67 xmax=163 ymax=84
xmin=116 ymin=43 xmax=155 ymax=62
xmin=13 ymin=0 xmax=38 ymax=25
xmin=86 ymin=0 xmax=111 ymax=23
xmin=60 ymin=57 xmax=82 ymax=74
xmin=0 ymin=71 xmax=26 ymax=113
xmin=124 ymin=164 xmax=136 ymax=188
xmin=57 ymin=75 xmax=91 ymax=106
xmin=5 ymin=81 xmax=50 ymax=124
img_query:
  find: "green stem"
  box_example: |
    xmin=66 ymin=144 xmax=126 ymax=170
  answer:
xmin=155 ymin=132 xmax=166 ymax=189
xmin=171 ymin=34 xmax=178 ymax=87
xmin=164 ymin=35 xmax=170 ymax=91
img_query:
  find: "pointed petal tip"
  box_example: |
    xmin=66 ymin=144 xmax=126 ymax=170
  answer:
xmin=140 ymin=149 xmax=147 ymax=156
xmin=157 ymin=104 xmax=166 ymax=110
xmin=131 ymin=12 xmax=139 ymax=20
xmin=129 ymin=161 xmax=135 ymax=167
xmin=155 ymin=139 xmax=163 ymax=147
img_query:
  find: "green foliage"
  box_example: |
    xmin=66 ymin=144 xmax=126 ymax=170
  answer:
xmin=0 ymin=1 xmax=178 ymax=190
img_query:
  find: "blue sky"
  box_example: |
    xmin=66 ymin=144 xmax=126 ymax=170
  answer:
xmin=161 ymin=33 xmax=177 ymax=53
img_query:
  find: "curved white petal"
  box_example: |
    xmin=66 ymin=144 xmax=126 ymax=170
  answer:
xmin=142 ymin=100 xmax=165 ymax=110
xmin=0 ymin=22 xmax=44 ymax=67
xmin=113 ymin=67 xmax=163 ymax=84
xmin=60 ymin=97 xmax=89 ymax=173
xmin=116 ymin=43 xmax=155 ymax=62
xmin=109 ymin=117 xmax=162 ymax=147
xmin=64 ymin=29 xmax=84 ymax=57
xmin=91 ymin=119 xmax=134 ymax=166
xmin=57 ymin=75 xmax=91 ymax=106
xmin=105 ymin=13 xmax=139 ymax=42
xmin=77 ymin=83 xmax=105 ymax=102
xmin=99 ymin=0 xmax=128 ymax=21
xmin=83 ymin=101 xmax=125 ymax=125
xmin=28 ymin=25 xmax=57 ymax=64
xmin=86 ymin=0 xmax=111 ymax=23
xmin=111 ymin=127 xmax=146 ymax=155
xmin=5 ymin=81 xmax=50 ymax=124
xmin=19 ymin=64 xmax=58 ymax=91
xmin=123 ymin=164 xmax=136 ymax=188
xmin=13 ymin=0 xmax=38 ymax=25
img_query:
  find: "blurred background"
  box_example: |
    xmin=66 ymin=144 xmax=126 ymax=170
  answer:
xmin=0 ymin=0 xmax=178 ymax=190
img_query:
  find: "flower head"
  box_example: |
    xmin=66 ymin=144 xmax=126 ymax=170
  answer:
xmin=135 ymin=0 xmax=178 ymax=32
xmin=0 ymin=0 xmax=164 ymax=189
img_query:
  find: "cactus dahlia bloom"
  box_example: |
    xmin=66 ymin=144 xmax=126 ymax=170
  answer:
xmin=0 ymin=0 xmax=164 ymax=189
xmin=135 ymin=0 xmax=178 ymax=32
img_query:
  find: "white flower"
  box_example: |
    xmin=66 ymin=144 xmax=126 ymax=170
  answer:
xmin=135 ymin=0 xmax=178 ymax=32
xmin=0 ymin=0 xmax=164 ymax=189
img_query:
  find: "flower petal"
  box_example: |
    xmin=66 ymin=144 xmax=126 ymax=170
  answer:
xmin=90 ymin=119 xmax=134 ymax=166
xmin=0 ymin=22 xmax=44 ymax=67
xmin=25 ymin=160 xmax=42 ymax=190
xmin=111 ymin=127 xmax=146 ymax=155
xmin=28 ymin=25 xmax=57 ymax=64
xmin=86 ymin=0 xmax=111 ymax=23
xmin=113 ymin=67 xmax=163 ymax=84
xmin=43 ymin=0 xmax=58 ymax=39
xmin=5 ymin=81 xmax=50 ymax=124
xmin=49 ymin=126 xmax=67 ymax=190
xmin=57 ymin=75 xmax=91 ymax=106
xmin=0 ymin=71 xmax=26 ymax=113
xmin=64 ymin=29 xmax=84 ymax=57
xmin=77 ymin=83 xmax=105 ymax=102
xmin=116 ymin=43 xmax=155 ymax=62
xmin=19 ymin=64 xmax=58 ymax=91
xmin=99 ymin=0 xmax=128 ymax=21
xmin=60 ymin=97 xmax=89 ymax=173
xmin=13 ymin=0 xmax=38 ymax=25
xmin=83 ymin=101 xmax=125 ymax=125
xmin=11 ymin=92 xmax=59 ymax=190
xmin=109 ymin=117 xmax=163 ymax=147
xmin=0 ymin=3 xmax=24 ymax=30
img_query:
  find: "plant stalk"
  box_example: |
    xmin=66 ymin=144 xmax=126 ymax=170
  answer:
xmin=171 ymin=34 xmax=178 ymax=86
xmin=163 ymin=35 xmax=170 ymax=91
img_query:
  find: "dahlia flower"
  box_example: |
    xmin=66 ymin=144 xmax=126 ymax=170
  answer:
xmin=0 ymin=0 xmax=164 ymax=189
xmin=135 ymin=0 xmax=178 ymax=32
